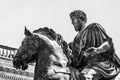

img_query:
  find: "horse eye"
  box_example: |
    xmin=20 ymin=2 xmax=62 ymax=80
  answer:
xmin=28 ymin=39 xmax=34 ymax=45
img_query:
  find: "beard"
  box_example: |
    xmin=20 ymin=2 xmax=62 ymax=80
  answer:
xmin=74 ymin=24 xmax=83 ymax=31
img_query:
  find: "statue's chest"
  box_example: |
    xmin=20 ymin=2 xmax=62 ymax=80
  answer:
xmin=73 ymin=33 xmax=82 ymax=50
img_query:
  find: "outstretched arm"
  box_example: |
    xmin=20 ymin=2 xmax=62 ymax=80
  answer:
xmin=84 ymin=41 xmax=111 ymax=57
xmin=96 ymin=41 xmax=110 ymax=54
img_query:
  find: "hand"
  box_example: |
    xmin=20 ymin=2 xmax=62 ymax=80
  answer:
xmin=83 ymin=47 xmax=98 ymax=57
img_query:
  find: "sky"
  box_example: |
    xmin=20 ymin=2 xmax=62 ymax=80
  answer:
xmin=0 ymin=0 xmax=120 ymax=56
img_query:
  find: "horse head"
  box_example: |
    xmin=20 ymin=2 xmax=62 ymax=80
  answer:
xmin=13 ymin=27 xmax=40 ymax=70
xmin=13 ymin=27 xmax=71 ymax=80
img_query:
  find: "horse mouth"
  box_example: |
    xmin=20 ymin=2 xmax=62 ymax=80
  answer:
xmin=13 ymin=58 xmax=28 ymax=70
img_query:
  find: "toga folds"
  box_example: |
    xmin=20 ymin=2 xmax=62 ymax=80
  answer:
xmin=70 ymin=23 xmax=120 ymax=79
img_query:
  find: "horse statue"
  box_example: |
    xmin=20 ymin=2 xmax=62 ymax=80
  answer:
xmin=13 ymin=27 xmax=119 ymax=80
xmin=13 ymin=27 xmax=78 ymax=80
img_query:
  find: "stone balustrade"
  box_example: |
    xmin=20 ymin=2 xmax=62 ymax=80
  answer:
xmin=0 ymin=44 xmax=17 ymax=59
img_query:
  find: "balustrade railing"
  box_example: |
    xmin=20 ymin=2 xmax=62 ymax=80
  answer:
xmin=0 ymin=44 xmax=17 ymax=59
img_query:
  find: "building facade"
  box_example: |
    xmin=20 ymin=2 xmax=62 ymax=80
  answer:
xmin=0 ymin=44 xmax=34 ymax=80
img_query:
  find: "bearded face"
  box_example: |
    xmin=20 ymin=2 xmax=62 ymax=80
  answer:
xmin=71 ymin=17 xmax=85 ymax=31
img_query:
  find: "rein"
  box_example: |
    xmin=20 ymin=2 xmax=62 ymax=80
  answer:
xmin=54 ymin=69 xmax=71 ymax=75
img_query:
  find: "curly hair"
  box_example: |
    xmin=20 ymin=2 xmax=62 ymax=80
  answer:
xmin=70 ymin=10 xmax=87 ymax=23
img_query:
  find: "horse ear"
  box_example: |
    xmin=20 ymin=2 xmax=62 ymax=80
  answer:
xmin=24 ymin=26 xmax=33 ymax=36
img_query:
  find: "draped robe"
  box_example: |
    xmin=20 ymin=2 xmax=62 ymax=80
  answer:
xmin=70 ymin=23 xmax=120 ymax=79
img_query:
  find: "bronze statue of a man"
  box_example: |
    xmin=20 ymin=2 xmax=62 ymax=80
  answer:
xmin=69 ymin=10 xmax=120 ymax=80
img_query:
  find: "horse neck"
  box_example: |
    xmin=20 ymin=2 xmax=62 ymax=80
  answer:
xmin=34 ymin=48 xmax=69 ymax=80
xmin=36 ymin=33 xmax=68 ymax=67
xmin=33 ymin=33 xmax=69 ymax=80
xmin=45 ymin=38 xmax=68 ymax=67
xmin=33 ymin=42 xmax=53 ymax=79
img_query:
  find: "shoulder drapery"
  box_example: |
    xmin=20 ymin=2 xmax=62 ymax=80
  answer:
xmin=72 ymin=23 xmax=120 ymax=78
xmin=72 ymin=23 xmax=118 ymax=68
xmin=71 ymin=23 xmax=120 ymax=78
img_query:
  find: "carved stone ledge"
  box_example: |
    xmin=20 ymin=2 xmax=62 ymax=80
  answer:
xmin=0 ymin=66 xmax=34 ymax=77
xmin=0 ymin=72 xmax=33 ymax=80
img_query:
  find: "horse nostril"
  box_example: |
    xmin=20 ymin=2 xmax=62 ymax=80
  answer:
xmin=22 ymin=63 xmax=28 ymax=70
xmin=13 ymin=58 xmax=22 ymax=69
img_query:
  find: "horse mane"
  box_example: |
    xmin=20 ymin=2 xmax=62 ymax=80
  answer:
xmin=33 ymin=27 xmax=69 ymax=57
xmin=33 ymin=27 xmax=56 ymax=40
